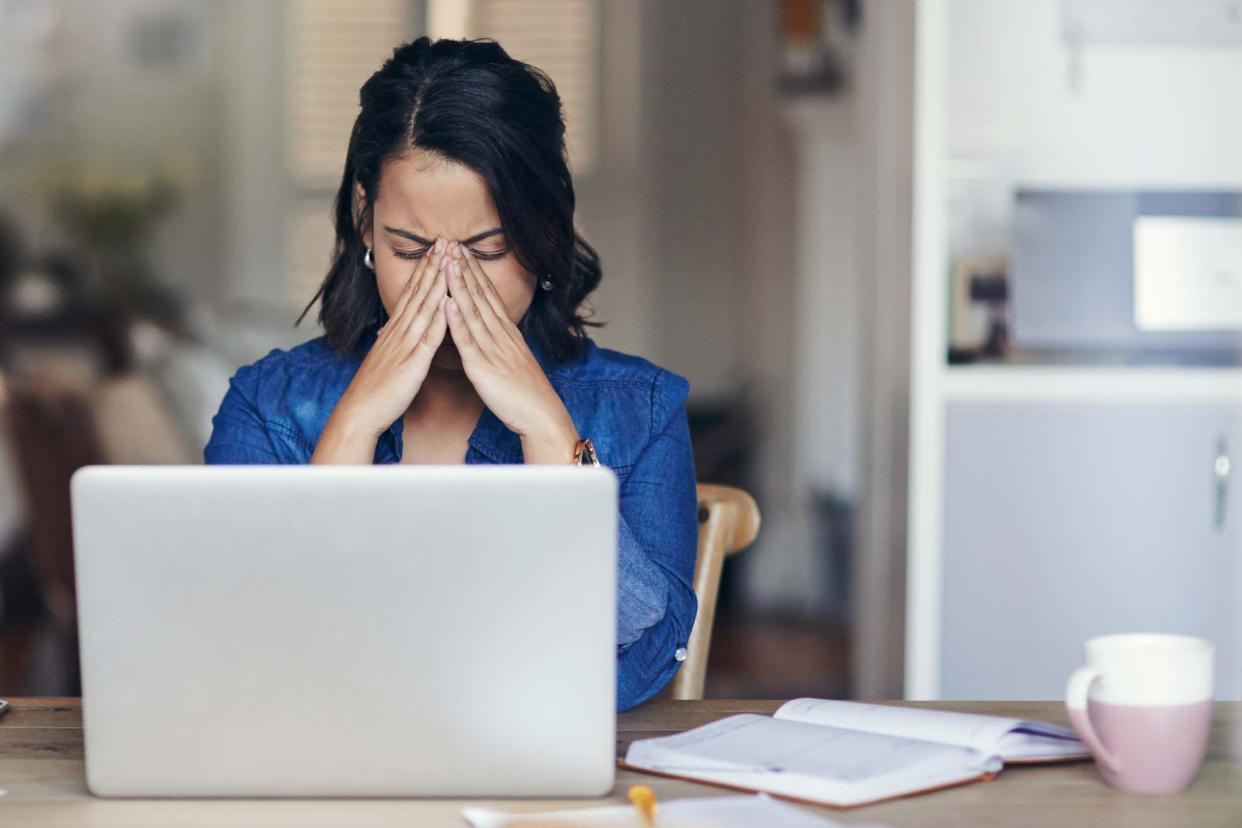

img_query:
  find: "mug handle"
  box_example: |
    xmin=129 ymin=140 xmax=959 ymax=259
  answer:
xmin=1065 ymin=666 xmax=1121 ymax=773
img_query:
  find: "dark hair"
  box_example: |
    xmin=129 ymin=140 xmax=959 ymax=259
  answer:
xmin=297 ymin=36 xmax=603 ymax=363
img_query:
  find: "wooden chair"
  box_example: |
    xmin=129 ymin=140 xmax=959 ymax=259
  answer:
xmin=669 ymin=483 xmax=761 ymax=700
xmin=2 ymin=379 xmax=105 ymax=694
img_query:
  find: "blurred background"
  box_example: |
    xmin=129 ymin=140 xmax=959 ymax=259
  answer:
xmin=1 ymin=0 xmax=1239 ymax=702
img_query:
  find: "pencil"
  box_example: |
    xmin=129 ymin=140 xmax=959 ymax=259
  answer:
xmin=628 ymin=784 xmax=658 ymax=827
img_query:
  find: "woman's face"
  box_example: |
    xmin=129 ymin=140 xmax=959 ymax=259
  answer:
xmin=361 ymin=149 xmax=536 ymax=371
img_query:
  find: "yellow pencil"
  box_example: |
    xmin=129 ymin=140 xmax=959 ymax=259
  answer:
xmin=627 ymin=784 xmax=658 ymax=827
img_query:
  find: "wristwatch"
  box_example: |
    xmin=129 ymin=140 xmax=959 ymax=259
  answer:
xmin=573 ymin=437 xmax=600 ymax=466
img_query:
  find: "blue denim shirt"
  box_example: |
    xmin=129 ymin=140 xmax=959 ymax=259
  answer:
xmin=203 ymin=325 xmax=699 ymax=710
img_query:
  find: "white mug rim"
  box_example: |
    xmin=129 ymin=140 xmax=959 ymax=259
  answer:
xmin=1085 ymin=632 xmax=1214 ymax=657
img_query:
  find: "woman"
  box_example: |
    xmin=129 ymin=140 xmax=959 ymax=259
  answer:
xmin=204 ymin=37 xmax=698 ymax=710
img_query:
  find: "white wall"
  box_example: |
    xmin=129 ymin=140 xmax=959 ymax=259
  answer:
xmin=731 ymin=1 xmax=809 ymax=614
xmin=947 ymin=0 xmax=1242 ymax=260
xmin=853 ymin=0 xmax=916 ymax=698
xmin=573 ymin=3 xmax=649 ymax=361
xmin=787 ymin=100 xmax=861 ymax=500
xmin=608 ymin=0 xmax=875 ymax=615
xmin=606 ymin=0 xmax=747 ymax=401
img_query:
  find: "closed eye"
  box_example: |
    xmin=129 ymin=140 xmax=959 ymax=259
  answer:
xmin=392 ymin=246 xmax=430 ymax=260
xmin=470 ymin=247 xmax=508 ymax=261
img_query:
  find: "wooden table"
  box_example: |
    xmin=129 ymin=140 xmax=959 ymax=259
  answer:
xmin=2 ymin=698 xmax=1240 ymax=826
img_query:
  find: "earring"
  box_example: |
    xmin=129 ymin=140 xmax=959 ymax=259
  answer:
xmin=540 ymin=275 xmax=553 ymax=291
xmin=363 ymin=247 xmax=375 ymax=271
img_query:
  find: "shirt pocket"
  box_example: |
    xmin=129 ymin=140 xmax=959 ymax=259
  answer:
xmin=265 ymin=418 xmax=316 ymax=463
xmin=605 ymin=463 xmax=633 ymax=484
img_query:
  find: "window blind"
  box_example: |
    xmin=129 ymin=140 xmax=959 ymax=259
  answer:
xmin=433 ymin=0 xmax=601 ymax=175
xmin=286 ymin=0 xmax=410 ymax=185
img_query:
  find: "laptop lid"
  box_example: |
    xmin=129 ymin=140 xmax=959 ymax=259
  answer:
xmin=71 ymin=465 xmax=617 ymax=797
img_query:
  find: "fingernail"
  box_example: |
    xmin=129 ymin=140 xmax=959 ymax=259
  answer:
xmin=439 ymin=255 xmax=448 ymax=270
xmin=450 ymin=261 xmax=461 ymax=276
xmin=435 ymin=238 xmax=445 ymax=253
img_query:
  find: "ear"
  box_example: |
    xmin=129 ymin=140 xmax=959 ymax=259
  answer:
xmin=355 ymin=181 xmax=373 ymax=250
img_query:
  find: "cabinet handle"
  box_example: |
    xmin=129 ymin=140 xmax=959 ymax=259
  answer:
xmin=1215 ymin=436 xmax=1231 ymax=532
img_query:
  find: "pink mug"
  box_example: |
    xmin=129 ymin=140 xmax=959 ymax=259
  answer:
xmin=1065 ymin=633 xmax=1214 ymax=794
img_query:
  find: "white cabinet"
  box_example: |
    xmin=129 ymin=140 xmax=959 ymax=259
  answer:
xmin=939 ymin=403 xmax=1241 ymax=699
xmin=903 ymin=0 xmax=1242 ymax=699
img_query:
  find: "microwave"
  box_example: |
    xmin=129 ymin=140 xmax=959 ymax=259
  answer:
xmin=1011 ymin=189 xmax=1242 ymax=356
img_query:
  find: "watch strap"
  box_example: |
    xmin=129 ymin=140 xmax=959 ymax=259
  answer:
xmin=573 ymin=437 xmax=600 ymax=466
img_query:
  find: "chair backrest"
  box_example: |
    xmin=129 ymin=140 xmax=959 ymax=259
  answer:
xmin=4 ymin=381 xmax=104 ymax=624
xmin=670 ymin=483 xmax=760 ymax=700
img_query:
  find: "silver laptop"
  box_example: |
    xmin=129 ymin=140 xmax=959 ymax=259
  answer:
xmin=71 ymin=465 xmax=618 ymax=797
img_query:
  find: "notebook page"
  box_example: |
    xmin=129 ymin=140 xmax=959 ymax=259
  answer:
xmin=624 ymin=714 xmax=999 ymax=808
xmin=774 ymin=699 xmax=1084 ymax=760
xmin=463 ymin=793 xmax=892 ymax=828
xmin=998 ymin=725 xmax=1092 ymax=760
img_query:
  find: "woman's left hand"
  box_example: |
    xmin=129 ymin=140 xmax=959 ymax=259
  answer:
xmin=444 ymin=243 xmax=579 ymax=463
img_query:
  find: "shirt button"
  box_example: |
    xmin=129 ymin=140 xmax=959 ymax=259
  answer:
xmin=674 ymin=647 xmax=688 ymax=662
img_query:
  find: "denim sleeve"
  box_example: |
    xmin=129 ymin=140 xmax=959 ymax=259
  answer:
xmin=203 ymin=364 xmax=282 ymax=464
xmin=615 ymin=368 xmax=699 ymax=710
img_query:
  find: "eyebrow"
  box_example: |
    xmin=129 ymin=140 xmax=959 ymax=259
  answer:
xmin=382 ymin=226 xmax=503 ymax=245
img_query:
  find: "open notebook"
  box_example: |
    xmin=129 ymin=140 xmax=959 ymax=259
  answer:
xmin=622 ymin=699 xmax=1089 ymax=809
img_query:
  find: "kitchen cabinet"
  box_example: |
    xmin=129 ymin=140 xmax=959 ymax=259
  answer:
xmin=939 ymin=403 xmax=1240 ymax=699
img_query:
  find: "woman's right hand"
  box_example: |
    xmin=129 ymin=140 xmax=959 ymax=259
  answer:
xmin=311 ymin=239 xmax=450 ymax=463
